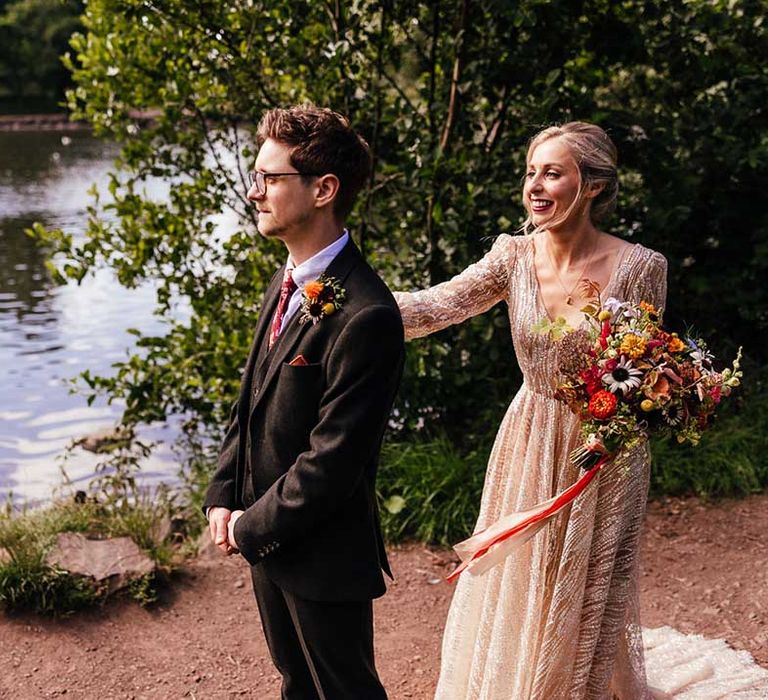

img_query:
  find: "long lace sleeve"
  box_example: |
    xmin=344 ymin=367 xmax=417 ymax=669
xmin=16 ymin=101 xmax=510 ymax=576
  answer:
xmin=393 ymin=234 xmax=516 ymax=340
xmin=628 ymin=249 xmax=668 ymax=313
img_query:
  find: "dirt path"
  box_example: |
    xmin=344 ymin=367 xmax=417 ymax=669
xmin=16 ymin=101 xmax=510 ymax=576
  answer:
xmin=1 ymin=492 xmax=766 ymax=699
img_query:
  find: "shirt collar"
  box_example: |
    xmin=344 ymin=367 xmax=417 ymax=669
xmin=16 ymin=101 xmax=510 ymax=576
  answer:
xmin=288 ymin=230 xmax=350 ymax=287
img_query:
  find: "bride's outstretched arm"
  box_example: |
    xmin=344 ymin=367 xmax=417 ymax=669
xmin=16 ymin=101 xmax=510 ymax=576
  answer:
xmin=393 ymin=234 xmax=516 ymax=340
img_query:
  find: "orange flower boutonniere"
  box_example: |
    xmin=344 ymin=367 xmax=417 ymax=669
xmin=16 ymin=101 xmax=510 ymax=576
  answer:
xmin=299 ymin=275 xmax=346 ymax=325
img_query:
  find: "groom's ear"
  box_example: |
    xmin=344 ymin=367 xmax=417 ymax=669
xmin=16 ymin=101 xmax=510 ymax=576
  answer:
xmin=314 ymin=174 xmax=340 ymax=210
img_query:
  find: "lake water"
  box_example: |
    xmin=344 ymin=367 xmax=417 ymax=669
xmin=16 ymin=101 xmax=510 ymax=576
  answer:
xmin=0 ymin=129 xmax=185 ymax=504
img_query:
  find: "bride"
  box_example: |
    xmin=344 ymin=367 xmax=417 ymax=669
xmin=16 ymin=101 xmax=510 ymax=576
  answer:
xmin=394 ymin=122 xmax=767 ymax=699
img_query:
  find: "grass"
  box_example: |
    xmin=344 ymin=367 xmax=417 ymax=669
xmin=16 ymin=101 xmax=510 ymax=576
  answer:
xmin=650 ymin=391 xmax=768 ymax=498
xmin=0 ymin=506 xmax=101 ymax=614
xmin=377 ymin=435 xmax=489 ymax=546
xmin=0 ymin=493 xmax=180 ymax=615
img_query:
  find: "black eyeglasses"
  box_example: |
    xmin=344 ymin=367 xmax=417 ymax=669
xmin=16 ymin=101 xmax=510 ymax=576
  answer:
xmin=247 ymin=170 xmax=320 ymax=196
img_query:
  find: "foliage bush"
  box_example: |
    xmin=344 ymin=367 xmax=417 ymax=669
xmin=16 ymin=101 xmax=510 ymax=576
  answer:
xmin=0 ymin=0 xmax=82 ymax=105
xmin=0 ymin=503 xmax=99 ymax=614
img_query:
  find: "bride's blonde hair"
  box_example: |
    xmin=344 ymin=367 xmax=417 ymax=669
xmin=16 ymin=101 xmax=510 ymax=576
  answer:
xmin=521 ymin=122 xmax=618 ymax=234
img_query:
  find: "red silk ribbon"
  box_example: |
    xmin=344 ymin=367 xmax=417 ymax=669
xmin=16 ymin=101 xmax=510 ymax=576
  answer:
xmin=446 ymin=455 xmax=610 ymax=583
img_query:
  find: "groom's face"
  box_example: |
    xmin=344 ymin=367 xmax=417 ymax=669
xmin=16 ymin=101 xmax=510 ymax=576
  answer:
xmin=248 ymin=138 xmax=317 ymax=242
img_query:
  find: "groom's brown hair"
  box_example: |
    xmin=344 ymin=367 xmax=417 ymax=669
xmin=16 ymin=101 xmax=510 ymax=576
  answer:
xmin=257 ymin=105 xmax=372 ymax=220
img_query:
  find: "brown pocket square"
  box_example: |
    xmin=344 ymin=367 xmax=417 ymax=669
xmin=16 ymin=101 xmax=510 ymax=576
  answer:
xmin=288 ymin=354 xmax=309 ymax=366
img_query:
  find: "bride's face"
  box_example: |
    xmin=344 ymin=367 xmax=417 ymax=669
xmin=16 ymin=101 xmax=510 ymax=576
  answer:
xmin=523 ymin=138 xmax=584 ymax=228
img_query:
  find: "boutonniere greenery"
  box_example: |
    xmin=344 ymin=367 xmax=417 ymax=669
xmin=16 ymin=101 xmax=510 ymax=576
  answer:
xmin=299 ymin=275 xmax=346 ymax=325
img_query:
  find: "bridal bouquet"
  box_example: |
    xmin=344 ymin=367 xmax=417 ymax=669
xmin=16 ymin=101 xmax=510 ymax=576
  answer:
xmin=447 ymin=283 xmax=741 ymax=582
xmin=547 ymin=282 xmax=742 ymax=471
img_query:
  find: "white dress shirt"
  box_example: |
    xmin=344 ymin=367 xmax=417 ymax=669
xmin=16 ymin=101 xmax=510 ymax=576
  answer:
xmin=277 ymin=230 xmax=349 ymax=335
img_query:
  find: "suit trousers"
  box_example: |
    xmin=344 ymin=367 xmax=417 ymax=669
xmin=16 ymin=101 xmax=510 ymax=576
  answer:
xmin=250 ymin=564 xmax=387 ymax=700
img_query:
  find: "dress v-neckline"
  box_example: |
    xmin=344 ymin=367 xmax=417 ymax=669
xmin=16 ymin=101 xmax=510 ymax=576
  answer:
xmin=528 ymin=234 xmax=638 ymax=327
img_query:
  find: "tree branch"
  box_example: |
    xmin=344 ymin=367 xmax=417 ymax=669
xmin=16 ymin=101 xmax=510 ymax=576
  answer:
xmin=439 ymin=0 xmax=470 ymax=153
xmin=428 ymin=1 xmax=440 ymax=146
xmin=483 ymin=82 xmax=512 ymax=153
xmin=360 ymin=2 xmax=388 ymax=260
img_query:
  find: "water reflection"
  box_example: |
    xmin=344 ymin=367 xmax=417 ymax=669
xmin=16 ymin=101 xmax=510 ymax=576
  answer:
xmin=0 ymin=215 xmax=55 ymax=322
xmin=0 ymin=130 xmax=180 ymax=503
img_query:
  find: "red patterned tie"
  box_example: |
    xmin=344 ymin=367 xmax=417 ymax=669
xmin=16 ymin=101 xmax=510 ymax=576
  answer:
xmin=269 ymin=269 xmax=298 ymax=349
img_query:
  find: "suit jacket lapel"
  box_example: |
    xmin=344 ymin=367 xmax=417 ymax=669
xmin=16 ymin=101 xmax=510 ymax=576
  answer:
xmin=251 ymin=239 xmax=362 ymax=415
xmin=236 ymin=267 xmax=284 ymax=416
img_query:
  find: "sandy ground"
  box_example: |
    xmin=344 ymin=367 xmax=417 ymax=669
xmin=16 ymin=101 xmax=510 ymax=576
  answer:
xmin=1 ymin=492 xmax=766 ymax=699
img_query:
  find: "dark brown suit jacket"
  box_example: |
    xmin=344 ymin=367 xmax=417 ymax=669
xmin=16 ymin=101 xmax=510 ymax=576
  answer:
xmin=203 ymin=239 xmax=404 ymax=602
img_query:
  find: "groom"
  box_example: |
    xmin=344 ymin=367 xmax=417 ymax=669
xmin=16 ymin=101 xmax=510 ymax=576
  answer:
xmin=203 ymin=105 xmax=403 ymax=699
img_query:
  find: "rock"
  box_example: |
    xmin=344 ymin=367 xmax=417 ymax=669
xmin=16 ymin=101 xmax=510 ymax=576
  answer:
xmin=74 ymin=426 xmax=132 ymax=454
xmin=46 ymin=532 xmax=155 ymax=594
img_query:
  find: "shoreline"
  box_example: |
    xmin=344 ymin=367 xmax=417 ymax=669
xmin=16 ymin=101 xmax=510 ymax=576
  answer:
xmin=0 ymin=110 xmax=160 ymax=132
xmin=0 ymin=113 xmax=88 ymax=132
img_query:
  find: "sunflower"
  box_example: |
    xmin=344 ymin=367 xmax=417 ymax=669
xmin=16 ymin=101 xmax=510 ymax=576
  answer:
xmin=602 ymin=356 xmax=643 ymax=395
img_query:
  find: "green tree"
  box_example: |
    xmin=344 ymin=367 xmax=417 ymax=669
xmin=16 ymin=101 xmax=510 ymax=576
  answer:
xmin=0 ymin=0 xmax=82 ymax=104
xmin=37 ymin=0 xmax=768 ymax=462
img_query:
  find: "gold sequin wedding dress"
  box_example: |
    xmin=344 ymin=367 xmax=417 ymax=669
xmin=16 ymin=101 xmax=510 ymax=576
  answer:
xmin=394 ymin=233 xmax=768 ymax=700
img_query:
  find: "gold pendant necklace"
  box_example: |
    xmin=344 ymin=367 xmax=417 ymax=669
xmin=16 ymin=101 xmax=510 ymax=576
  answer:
xmin=545 ymin=235 xmax=598 ymax=306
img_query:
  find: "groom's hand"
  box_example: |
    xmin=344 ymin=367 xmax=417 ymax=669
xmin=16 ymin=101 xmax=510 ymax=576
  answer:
xmin=227 ymin=510 xmax=244 ymax=553
xmin=208 ymin=506 xmax=235 ymax=555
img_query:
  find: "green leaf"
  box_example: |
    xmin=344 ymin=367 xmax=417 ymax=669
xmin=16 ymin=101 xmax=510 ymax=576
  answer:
xmin=383 ymin=495 xmax=406 ymax=515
